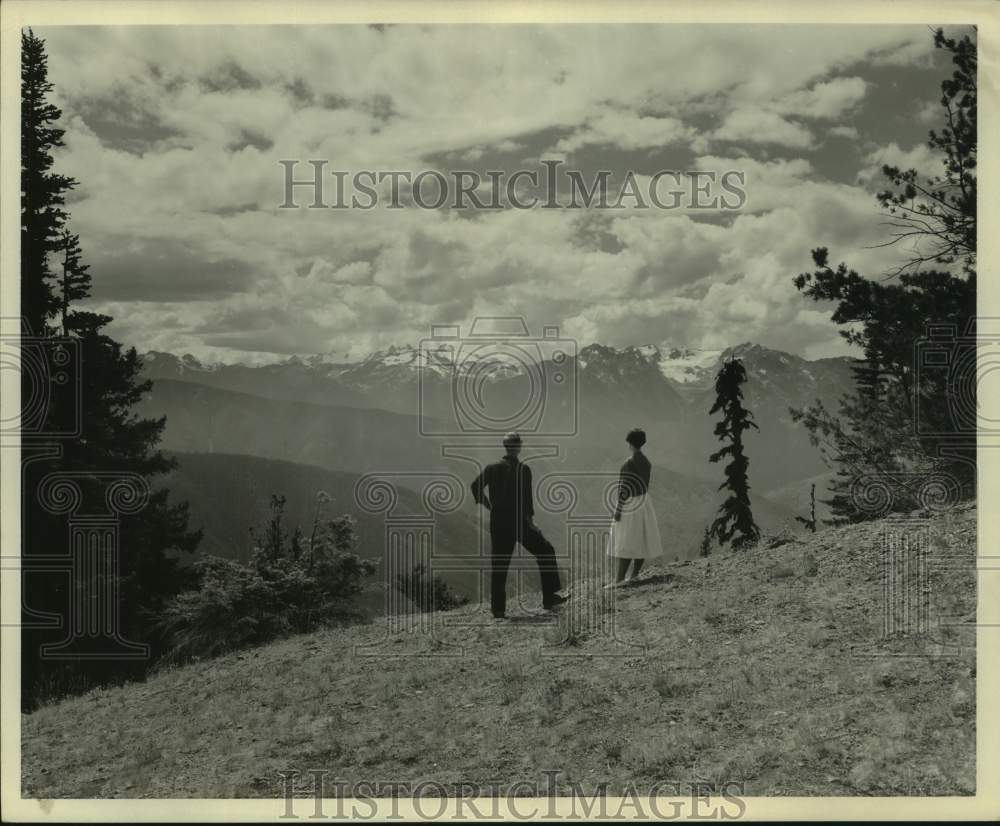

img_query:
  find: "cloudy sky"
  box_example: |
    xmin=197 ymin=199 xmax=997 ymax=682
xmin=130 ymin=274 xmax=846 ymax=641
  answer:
xmin=38 ymin=24 xmax=961 ymax=363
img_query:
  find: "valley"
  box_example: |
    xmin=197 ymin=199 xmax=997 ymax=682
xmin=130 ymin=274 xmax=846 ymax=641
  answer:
xmin=140 ymin=341 xmax=858 ymax=574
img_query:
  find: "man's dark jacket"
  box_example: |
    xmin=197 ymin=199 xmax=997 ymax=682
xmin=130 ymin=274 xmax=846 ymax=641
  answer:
xmin=471 ymin=455 xmax=534 ymax=529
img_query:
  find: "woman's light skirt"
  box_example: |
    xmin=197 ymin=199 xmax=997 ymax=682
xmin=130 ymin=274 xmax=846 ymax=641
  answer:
xmin=607 ymin=493 xmax=663 ymax=559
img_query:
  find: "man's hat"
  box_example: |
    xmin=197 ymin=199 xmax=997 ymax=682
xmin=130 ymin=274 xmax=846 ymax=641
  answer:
xmin=502 ymin=431 xmax=522 ymax=447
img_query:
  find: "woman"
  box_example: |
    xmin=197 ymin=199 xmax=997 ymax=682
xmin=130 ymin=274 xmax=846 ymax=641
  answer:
xmin=606 ymin=428 xmax=663 ymax=586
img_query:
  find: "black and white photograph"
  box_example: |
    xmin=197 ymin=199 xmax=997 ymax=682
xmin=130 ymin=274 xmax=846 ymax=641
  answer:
xmin=2 ymin=1 xmax=996 ymax=820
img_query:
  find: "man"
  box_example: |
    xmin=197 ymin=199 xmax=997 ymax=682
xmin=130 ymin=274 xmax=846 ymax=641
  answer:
xmin=470 ymin=432 xmax=568 ymax=619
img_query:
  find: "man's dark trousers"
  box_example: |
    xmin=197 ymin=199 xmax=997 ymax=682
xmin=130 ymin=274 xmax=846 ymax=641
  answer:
xmin=489 ymin=515 xmax=561 ymax=617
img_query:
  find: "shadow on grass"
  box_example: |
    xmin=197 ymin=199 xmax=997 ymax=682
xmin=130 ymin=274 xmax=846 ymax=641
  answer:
xmin=624 ymin=572 xmax=675 ymax=589
xmin=505 ymin=613 xmax=559 ymax=625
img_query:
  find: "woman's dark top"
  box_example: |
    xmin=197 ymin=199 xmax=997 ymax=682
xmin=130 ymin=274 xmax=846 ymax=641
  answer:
xmin=615 ymin=450 xmax=651 ymax=520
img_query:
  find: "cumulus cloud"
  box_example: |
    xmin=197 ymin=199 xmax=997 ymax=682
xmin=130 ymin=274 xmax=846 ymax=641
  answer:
xmin=916 ymin=100 xmax=940 ymax=124
xmin=555 ymin=110 xmax=695 ymax=154
xmin=36 ymin=23 xmax=950 ymax=362
xmin=776 ymin=76 xmax=869 ymax=119
xmin=857 ymin=141 xmax=945 ymax=185
xmin=828 ymin=125 xmax=860 ymax=139
xmin=713 ymin=108 xmax=814 ymax=149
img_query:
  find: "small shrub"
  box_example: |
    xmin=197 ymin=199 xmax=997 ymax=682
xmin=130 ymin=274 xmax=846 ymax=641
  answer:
xmin=498 ymin=656 xmax=527 ymax=684
xmin=652 ymin=671 xmax=690 ymax=700
xmin=713 ymin=678 xmax=747 ymax=711
xmin=544 ymin=609 xmax=588 ymax=647
xmin=805 ymin=625 xmax=828 ymax=648
xmin=795 ymin=483 xmax=818 ymax=533
xmin=603 ymin=739 xmax=624 ymax=764
xmin=394 ymin=563 xmax=468 ymax=613
xmin=157 ymin=494 xmax=376 ymax=663
xmin=767 ymin=563 xmax=795 ymax=581
xmin=498 ymin=659 xmax=527 ymax=706
xmin=538 ymin=676 xmax=574 ymax=724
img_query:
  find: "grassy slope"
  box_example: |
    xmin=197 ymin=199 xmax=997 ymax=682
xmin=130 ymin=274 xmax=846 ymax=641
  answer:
xmin=22 ymin=504 xmax=976 ymax=798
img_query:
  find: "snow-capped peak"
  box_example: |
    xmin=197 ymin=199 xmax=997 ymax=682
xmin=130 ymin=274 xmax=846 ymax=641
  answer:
xmin=653 ymin=344 xmax=725 ymax=384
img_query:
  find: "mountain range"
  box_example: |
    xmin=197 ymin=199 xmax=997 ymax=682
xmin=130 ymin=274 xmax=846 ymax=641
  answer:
xmin=139 ymin=341 xmax=858 ymax=567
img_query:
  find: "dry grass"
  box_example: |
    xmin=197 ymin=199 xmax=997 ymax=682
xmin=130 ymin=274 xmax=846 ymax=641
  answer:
xmin=21 ymin=504 xmax=976 ymax=798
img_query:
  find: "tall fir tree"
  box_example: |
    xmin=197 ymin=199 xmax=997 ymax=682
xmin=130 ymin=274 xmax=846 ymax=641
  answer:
xmin=21 ymin=28 xmax=74 ymax=335
xmin=20 ymin=30 xmax=201 ymax=709
xmin=791 ymin=29 xmax=977 ymax=522
xmin=708 ymin=358 xmax=761 ymax=551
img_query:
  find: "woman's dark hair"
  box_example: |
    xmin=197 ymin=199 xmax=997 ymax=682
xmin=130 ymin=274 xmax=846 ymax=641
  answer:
xmin=626 ymin=428 xmax=647 ymax=449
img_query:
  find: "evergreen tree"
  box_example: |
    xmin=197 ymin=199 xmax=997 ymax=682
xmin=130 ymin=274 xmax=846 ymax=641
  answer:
xmin=877 ymin=28 xmax=976 ymax=274
xmin=58 ymin=231 xmax=90 ymax=334
xmin=791 ymin=29 xmax=977 ymax=521
xmin=795 ymin=484 xmax=817 ymax=533
xmin=698 ymin=526 xmax=713 ymax=557
xmin=708 ymin=358 xmax=760 ymax=551
xmin=21 ymin=31 xmax=200 ymax=709
xmin=21 ymin=29 xmax=74 ymax=335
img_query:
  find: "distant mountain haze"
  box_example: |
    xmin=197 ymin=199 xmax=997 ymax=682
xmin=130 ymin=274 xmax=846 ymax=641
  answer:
xmin=141 ymin=341 xmax=855 ymax=483
xmin=158 ymin=452 xmax=486 ymax=607
xmin=138 ymin=379 xmax=449 ymax=476
xmin=140 ymin=341 xmax=856 ymax=561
